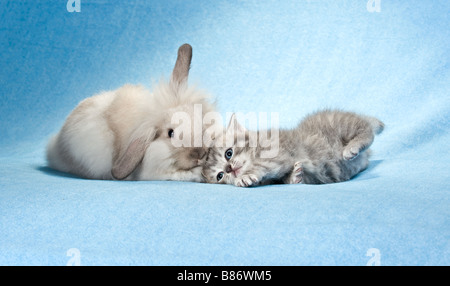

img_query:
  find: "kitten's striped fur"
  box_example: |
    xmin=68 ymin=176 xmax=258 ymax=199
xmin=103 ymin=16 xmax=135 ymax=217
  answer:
xmin=202 ymin=109 xmax=384 ymax=187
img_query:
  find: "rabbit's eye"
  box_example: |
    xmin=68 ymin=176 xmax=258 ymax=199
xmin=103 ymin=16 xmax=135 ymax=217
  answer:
xmin=224 ymin=148 xmax=233 ymax=160
xmin=168 ymin=129 xmax=174 ymax=138
xmin=217 ymin=171 xmax=224 ymax=182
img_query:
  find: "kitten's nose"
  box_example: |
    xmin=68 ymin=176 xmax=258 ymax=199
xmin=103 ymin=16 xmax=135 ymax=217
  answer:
xmin=225 ymin=164 xmax=233 ymax=173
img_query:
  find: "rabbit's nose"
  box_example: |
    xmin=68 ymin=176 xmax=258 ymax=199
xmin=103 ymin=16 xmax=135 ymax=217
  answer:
xmin=225 ymin=164 xmax=233 ymax=173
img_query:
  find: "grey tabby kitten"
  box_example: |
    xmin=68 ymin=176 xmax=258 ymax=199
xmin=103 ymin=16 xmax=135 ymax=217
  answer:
xmin=202 ymin=110 xmax=384 ymax=187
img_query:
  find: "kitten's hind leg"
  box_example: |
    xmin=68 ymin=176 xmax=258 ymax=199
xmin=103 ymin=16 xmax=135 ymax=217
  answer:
xmin=285 ymin=162 xmax=304 ymax=184
xmin=343 ymin=130 xmax=375 ymax=161
xmin=343 ymin=146 xmax=362 ymax=161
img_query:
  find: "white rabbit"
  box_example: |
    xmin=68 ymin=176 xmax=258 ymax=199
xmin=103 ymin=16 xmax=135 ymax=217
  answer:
xmin=46 ymin=44 xmax=217 ymax=181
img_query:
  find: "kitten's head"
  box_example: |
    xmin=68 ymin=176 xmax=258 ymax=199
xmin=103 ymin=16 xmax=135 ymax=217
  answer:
xmin=202 ymin=114 xmax=255 ymax=184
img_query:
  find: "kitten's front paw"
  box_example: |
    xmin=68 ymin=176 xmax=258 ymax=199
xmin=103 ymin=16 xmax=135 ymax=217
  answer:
xmin=289 ymin=162 xmax=303 ymax=184
xmin=235 ymin=174 xmax=259 ymax=188
xmin=343 ymin=146 xmax=360 ymax=161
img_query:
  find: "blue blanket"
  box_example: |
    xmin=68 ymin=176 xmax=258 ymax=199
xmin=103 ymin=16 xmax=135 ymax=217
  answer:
xmin=0 ymin=0 xmax=448 ymax=265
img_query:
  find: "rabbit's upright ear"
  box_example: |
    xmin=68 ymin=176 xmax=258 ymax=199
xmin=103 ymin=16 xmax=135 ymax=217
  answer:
xmin=111 ymin=129 xmax=157 ymax=180
xmin=171 ymin=43 xmax=192 ymax=89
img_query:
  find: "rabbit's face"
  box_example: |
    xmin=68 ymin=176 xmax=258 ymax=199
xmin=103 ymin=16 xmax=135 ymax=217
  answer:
xmin=163 ymin=103 xmax=211 ymax=168
xmin=136 ymin=101 xmax=216 ymax=181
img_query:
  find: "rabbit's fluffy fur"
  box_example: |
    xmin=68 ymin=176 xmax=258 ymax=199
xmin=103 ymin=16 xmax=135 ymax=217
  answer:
xmin=47 ymin=44 xmax=217 ymax=181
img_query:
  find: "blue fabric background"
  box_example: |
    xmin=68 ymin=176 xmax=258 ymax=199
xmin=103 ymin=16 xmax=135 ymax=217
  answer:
xmin=0 ymin=0 xmax=449 ymax=265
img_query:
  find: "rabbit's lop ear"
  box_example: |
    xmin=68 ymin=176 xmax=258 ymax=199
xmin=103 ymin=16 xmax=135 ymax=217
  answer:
xmin=111 ymin=138 xmax=148 ymax=180
xmin=171 ymin=43 xmax=192 ymax=88
xmin=111 ymin=129 xmax=157 ymax=180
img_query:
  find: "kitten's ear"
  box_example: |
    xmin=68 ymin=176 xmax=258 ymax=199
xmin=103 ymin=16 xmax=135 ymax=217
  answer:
xmin=227 ymin=113 xmax=246 ymax=135
xmin=203 ymin=131 xmax=216 ymax=148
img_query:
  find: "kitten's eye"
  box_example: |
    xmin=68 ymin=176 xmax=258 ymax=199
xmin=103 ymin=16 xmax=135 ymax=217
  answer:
xmin=224 ymin=148 xmax=233 ymax=160
xmin=217 ymin=171 xmax=224 ymax=182
xmin=168 ymin=129 xmax=174 ymax=138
